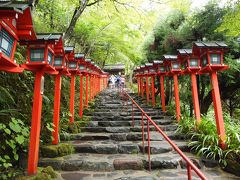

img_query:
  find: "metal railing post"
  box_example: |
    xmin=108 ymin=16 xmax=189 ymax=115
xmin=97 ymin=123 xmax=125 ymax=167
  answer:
xmin=121 ymin=89 xmax=207 ymax=180
xmin=187 ymin=164 xmax=192 ymax=180
xmin=132 ymin=102 xmax=134 ymax=127
xmin=147 ymin=118 xmax=151 ymax=171
xmin=141 ymin=112 xmax=145 ymax=154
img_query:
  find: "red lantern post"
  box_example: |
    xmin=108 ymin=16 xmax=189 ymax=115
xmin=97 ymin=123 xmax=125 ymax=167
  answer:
xmin=20 ymin=33 xmax=62 ymax=175
xmin=52 ymin=38 xmax=71 ymax=145
xmin=153 ymin=60 xmax=166 ymax=111
xmin=178 ymin=49 xmax=201 ymax=124
xmin=139 ymin=65 xmax=145 ymax=98
xmin=144 ymin=63 xmax=153 ymax=104
xmin=0 ymin=2 xmax=36 ymax=73
xmin=163 ymin=55 xmax=182 ymax=122
xmin=85 ymin=74 xmax=89 ymax=108
xmin=75 ymin=53 xmax=86 ymax=118
xmin=84 ymin=58 xmax=93 ymax=108
xmin=65 ymin=47 xmax=78 ymax=123
xmin=149 ymin=64 xmax=157 ymax=107
xmin=192 ymin=42 xmax=229 ymax=149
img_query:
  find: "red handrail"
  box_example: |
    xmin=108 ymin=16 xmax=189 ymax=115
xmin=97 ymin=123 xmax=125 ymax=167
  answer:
xmin=120 ymin=89 xmax=208 ymax=180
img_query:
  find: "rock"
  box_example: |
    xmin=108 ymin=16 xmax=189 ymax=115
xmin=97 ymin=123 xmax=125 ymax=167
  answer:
xmin=222 ymin=158 xmax=240 ymax=176
xmin=40 ymin=143 xmax=74 ymax=158
xmin=74 ymin=143 xmax=96 ymax=153
xmin=113 ymin=159 xmax=144 ymax=170
xmin=95 ymin=144 xmax=118 ymax=154
xmin=201 ymin=157 xmax=218 ymax=168
xmin=61 ymin=160 xmax=83 ymax=171
xmin=180 ymin=158 xmax=202 ymax=169
xmin=81 ymin=161 xmax=114 ymax=171
xmin=127 ymin=133 xmax=143 ymax=141
xmin=106 ymin=127 xmax=130 ymax=133
xmin=118 ymin=144 xmax=140 ymax=154
xmin=149 ymin=156 xmax=179 ymax=169
xmin=110 ymin=134 xmax=127 ymax=141
xmin=38 ymin=159 xmax=63 ymax=170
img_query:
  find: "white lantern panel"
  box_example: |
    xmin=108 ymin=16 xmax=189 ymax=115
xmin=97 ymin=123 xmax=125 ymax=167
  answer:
xmin=210 ymin=54 xmax=221 ymax=64
xmin=172 ymin=63 xmax=179 ymax=70
xmin=69 ymin=62 xmax=77 ymax=69
xmin=30 ymin=48 xmax=45 ymax=62
xmin=190 ymin=59 xmax=198 ymax=67
xmin=79 ymin=65 xmax=85 ymax=70
xmin=0 ymin=29 xmax=14 ymax=58
xmin=54 ymin=57 xmax=63 ymax=66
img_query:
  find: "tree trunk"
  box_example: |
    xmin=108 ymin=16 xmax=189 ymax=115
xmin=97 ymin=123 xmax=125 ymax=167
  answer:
xmin=63 ymin=0 xmax=89 ymax=41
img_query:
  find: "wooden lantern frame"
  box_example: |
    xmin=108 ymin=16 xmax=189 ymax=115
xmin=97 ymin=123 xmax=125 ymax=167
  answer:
xmin=192 ymin=42 xmax=229 ymax=74
xmin=0 ymin=2 xmax=36 ymax=73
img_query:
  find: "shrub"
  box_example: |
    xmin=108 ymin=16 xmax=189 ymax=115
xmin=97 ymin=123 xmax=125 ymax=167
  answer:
xmin=0 ymin=118 xmax=29 ymax=179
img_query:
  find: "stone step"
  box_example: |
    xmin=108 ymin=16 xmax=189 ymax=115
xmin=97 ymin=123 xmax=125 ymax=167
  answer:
xmin=87 ymin=119 xmax=174 ymax=127
xmin=39 ymin=152 xmax=183 ymax=171
xmin=91 ymin=115 xmax=167 ymax=120
xmin=80 ymin=124 xmax=178 ymax=133
xmin=59 ymin=168 xmax=239 ymax=180
xmin=60 ymin=131 xmax=182 ymax=142
xmin=71 ymin=140 xmax=188 ymax=154
xmin=59 ymin=170 xmax=159 ymax=180
xmin=96 ymin=104 xmax=158 ymax=109
xmin=92 ymin=111 xmax=166 ymax=116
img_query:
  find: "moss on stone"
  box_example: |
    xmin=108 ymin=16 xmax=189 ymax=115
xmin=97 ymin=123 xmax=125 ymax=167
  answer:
xmin=17 ymin=166 xmax=58 ymax=180
xmin=41 ymin=143 xmax=74 ymax=158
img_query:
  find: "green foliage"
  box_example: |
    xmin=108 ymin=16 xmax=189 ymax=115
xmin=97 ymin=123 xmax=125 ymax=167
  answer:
xmin=17 ymin=166 xmax=58 ymax=180
xmin=0 ymin=118 xmax=29 ymax=179
xmin=176 ymin=115 xmax=240 ymax=167
xmin=176 ymin=115 xmax=195 ymax=135
xmin=218 ymin=2 xmax=240 ymax=36
xmin=40 ymin=143 xmax=74 ymax=158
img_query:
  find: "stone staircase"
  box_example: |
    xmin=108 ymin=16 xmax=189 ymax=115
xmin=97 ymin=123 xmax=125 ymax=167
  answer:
xmin=39 ymin=89 xmax=238 ymax=180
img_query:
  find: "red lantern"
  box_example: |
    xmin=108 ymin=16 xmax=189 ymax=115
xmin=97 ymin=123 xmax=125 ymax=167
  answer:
xmin=21 ymin=33 xmax=62 ymax=75
xmin=163 ymin=55 xmax=181 ymax=121
xmin=192 ymin=42 xmax=228 ymax=73
xmin=178 ymin=49 xmax=201 ymax=124
xmin=192 ymin=41 xmax=229 ymax=149
xmin=0 ymin=2 xmax=36 ymax=73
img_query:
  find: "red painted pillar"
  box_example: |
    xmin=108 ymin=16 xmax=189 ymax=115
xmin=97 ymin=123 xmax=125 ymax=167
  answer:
xmin=69 ymin=74 xmax=75 ymax=123
xmin=79 ymin=74 xmax=83 ymax=118
xmin=141 ymin=77 xmax=144 ymax=98
xmin=173 ymin=74 xmax=181 ymax=122
xmin=190 ymin=73 xmax=201 ymax=124
xmin=85 ymin=75 xmax=89 ymax=108
xmin=211 ymin=72 xmax=226 ymax=149
xmin=160 ymin=76 xmax=166 ymax=112
xmin=89 ymin=75 xmax=92 ymax=101
xmin=151 ymin=76 xmax=155 ymax=107
xmin=137 ymin=77 xmax=140 ymax=96
xmin=52 ymin=74 xmax=61 ymax=145
xmin=28 ymin=71 xmax=44 ymax=175
xmin=146 ymin=76 xmax=149 ymax=103
xmin=93 ymin=76 xmax=95 ymax=97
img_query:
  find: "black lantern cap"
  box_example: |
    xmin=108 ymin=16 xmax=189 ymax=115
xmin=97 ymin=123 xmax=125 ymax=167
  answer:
xmin=64 ymin=46 xmax=74 ymax=53
xmin=85 ymin=58 xmax=91 ymax=62
xmin=37 ymin=33 xmax=62 ymax=41
xmin=145 ymin=63 xmax=153 ymax=67
xmin=177 ymin=49 xmax=192 ymax=55
xmin=75 ymin=53 xmax=85 ymax=59
xmin=162 ymin=55 xmax=178 ymax=61
xmin=0 ymin=1 xmax=30 ymax=12
xmin=153 ymin=60 xmax=163 ymax=64
xmin=193 ymin=42 xmax=228 ymax=48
